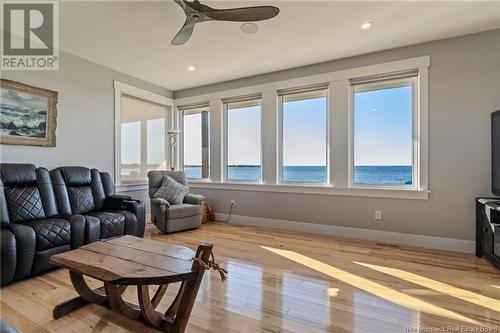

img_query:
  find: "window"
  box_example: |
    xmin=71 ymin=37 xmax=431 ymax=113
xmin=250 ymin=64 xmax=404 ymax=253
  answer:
xmin=173 ymin=57 xmax=428 ymax=198
xmin=352 ymin=75 xmax=416 ymax=187
xmin=279 ymin=88 xmax=328 ymax=183
xmin=119 ymin=93 xmax=170 ymax=183
xmin=225 ymin=98 xmax=262 ymax=182
xmin=182 ymin=107 xmax=209 ymax=179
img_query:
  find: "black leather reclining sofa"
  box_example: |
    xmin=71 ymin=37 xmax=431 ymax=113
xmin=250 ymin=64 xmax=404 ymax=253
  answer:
xmin=0 ymin=164 xmax=145 ymax=286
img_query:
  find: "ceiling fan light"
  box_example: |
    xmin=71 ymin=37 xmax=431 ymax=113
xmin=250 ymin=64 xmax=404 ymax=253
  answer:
xmin=361 ymin=22 xmax=372 ymax=30
xmin=240 ymin=23 xmax=259 ymax=34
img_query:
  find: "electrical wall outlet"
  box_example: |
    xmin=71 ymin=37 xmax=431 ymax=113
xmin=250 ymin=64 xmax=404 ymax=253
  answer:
xmin=375 ymin=210 xmax=382 ymax=220
xmin=231 ymin=199 xmax=236 ymax=206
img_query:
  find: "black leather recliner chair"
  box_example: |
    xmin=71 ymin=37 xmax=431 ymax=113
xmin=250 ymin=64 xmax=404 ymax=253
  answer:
xmin=0 ymin=164 xmax=86 ymax=284
xmin=0 ymin=164 xmax=146 ymax=286
xmin=51 ymin=166 xmax=146 ymax=241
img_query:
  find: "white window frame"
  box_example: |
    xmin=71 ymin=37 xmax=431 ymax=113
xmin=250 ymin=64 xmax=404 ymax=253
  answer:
xmin=277 ymin=87 xmax=330 ymax=185
xmin=114 ymin=80 xmax=174 ymax=191
xmin=179 ymin=106 xmax=211 ymax=180
xmin=348 ymin=74 xmax=420 ymax=190
xmin=222 ymin=97 xmax=264 ymax=184
xmin=173 ymin=56 xmax=429 ymax=200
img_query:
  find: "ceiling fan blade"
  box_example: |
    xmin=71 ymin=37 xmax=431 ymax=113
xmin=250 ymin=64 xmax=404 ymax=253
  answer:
xmin=171 ymin=19 xmax=196 ymax=46
xmin=202 ymin=6 xmax=279 ymax=22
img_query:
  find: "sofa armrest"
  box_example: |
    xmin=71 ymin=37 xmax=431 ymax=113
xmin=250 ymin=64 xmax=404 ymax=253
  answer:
xmin=104 ymin=195 xmax=146 ymax=238
xmin=1 ymin=228 xmax=16 ymax=286
xmin=150 ymin=197 xmax=171 ymax=207
xmin=66 ymin=214 xmax=85 ymax=249
xmin=8 ymin=223 xmax=36 ymax=280
xmin=183 ymin=193 xmax=205 ymax=205
xmin=104 ymin=195 xmax=133 ymax=210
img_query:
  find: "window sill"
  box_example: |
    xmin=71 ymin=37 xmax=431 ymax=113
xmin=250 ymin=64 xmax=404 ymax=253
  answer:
xmin=116 ymin=182 xmax=149 ymax=192
xmin=188 ymin=181 xmax=429 ymax=200
xmin=186 ymin=178 xmax=212 ymax=183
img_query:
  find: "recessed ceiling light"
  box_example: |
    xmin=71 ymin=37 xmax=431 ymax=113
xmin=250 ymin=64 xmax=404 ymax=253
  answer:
xmin=361 ymin=22 xmax=372 ymax=30
xmin=188 ymin=66 xmax=196 ymax=71
xmin=240 ymin=23 xmax=259 ymax=34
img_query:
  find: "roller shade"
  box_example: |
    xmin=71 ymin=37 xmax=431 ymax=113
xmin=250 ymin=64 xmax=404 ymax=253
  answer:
xmin=223 ymin=93 xmax=262 ymax=109
xmin=177 ymin=101 xmax=210 ymax=112
xmin=278 ymin=83 xmax=328 ymax=103
xmin=351 ymin=70 xmax=418 ymax=93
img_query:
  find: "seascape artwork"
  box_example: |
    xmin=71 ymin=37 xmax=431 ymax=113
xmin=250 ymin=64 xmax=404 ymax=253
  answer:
xmin=0 ymin=87 xmax=49 ymax=138
xmin=0 ymin=79 xmax=57 ymax=147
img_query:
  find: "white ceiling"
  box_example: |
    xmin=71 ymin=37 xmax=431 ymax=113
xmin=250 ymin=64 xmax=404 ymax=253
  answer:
xmin=59 ymin=1 xmax=500 ymax=91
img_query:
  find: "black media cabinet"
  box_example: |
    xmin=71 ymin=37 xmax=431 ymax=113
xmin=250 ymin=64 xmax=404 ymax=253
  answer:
xmin=476 ymin=198 xmax=500 ymax=270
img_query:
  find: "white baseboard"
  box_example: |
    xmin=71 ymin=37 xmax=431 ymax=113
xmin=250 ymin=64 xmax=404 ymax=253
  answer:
xmin=214 ymin=213 xmax=475 ymax=253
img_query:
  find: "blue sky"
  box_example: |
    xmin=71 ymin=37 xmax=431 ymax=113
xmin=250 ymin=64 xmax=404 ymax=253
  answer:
xmin=227 ymin=105 xmax=261 ymax=165
xmin=283 ymin=97 xmax=326 ymax=166
xmin=354 ymin=86 xmax=412 ymax=166
xmin=181 ymin=85 xmax=413 ymax=167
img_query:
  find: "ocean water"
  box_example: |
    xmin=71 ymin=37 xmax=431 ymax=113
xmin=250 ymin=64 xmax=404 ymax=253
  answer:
xmin=183 ymin=166 xmax=203 ymax=179
xmin=184 ymin=165 xmax=412 ymax=185
xmin=354 ymin=166 xmax=412 ymax=185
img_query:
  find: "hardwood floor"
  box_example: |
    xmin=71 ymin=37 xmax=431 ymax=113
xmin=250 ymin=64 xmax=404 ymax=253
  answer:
xmin=1 ymin=222 xmax=499 ymax=333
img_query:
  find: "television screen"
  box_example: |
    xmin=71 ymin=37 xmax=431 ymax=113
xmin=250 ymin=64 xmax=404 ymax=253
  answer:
xmin=492 ymin=110 xmax=500 ymax=196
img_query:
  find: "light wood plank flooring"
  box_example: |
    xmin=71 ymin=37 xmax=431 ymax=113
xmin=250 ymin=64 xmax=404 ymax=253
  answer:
xmin=1 ymin=222 xmax=499 ymax=333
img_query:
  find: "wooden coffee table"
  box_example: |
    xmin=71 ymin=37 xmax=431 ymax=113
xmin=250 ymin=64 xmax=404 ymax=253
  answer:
xmin=50 ymin=235 xmax=213 ymax=333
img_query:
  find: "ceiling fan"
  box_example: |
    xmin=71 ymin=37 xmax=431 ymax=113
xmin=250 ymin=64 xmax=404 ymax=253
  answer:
xmin=172 ymin=0 xmax=280 ymax=46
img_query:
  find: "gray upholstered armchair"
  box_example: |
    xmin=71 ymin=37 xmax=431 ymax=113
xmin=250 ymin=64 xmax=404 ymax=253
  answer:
xmin=147 ymin=170 xmax=205 ymax=233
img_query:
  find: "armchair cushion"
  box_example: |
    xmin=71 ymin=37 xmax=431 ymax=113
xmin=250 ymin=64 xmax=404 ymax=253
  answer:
xmin=154 ymin=176 xmax=189 ymax=205
xmin=183 ymin=193 xmax=205 ymax=205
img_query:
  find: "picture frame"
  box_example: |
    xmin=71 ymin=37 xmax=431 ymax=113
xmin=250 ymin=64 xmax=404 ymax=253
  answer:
xmin=0 ymin=79 xmax=58 ymax=147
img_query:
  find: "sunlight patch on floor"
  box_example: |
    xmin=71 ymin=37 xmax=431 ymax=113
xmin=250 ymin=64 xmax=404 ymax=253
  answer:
xmin=327 ymin=288 xmax=339 ymax=297
xmin=261 ymin=246 xmax=479 ymax=325
xmin=354 ymin=261 xmax=500 ymax=312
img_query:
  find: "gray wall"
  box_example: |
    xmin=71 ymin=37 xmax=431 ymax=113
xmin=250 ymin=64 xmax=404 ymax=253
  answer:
xmin=1 ymin=50 xmax=172 ymax=179
xmin=176 ymin=29 xmax=500 ymax=241
xmin=1 ymin=30 xmax=499 ymax=242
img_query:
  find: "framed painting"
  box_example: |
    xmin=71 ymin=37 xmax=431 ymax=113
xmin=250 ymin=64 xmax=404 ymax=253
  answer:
xmin=0 ymin=79 xmax=58 ymax=147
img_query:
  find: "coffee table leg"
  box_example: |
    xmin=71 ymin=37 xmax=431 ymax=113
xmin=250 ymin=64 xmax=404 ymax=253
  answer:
xmin=53 ymin=296 xmax=90 ymax=319
xmin=138 ymin=285 xmax=169 ymax=328
xmin=53 ymin=270 xmax=126 ymax=319
xmin=70 ymin=271 xmax=107 ymax=304
xmin=105 ymin=282 xmax=141 ymax=320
